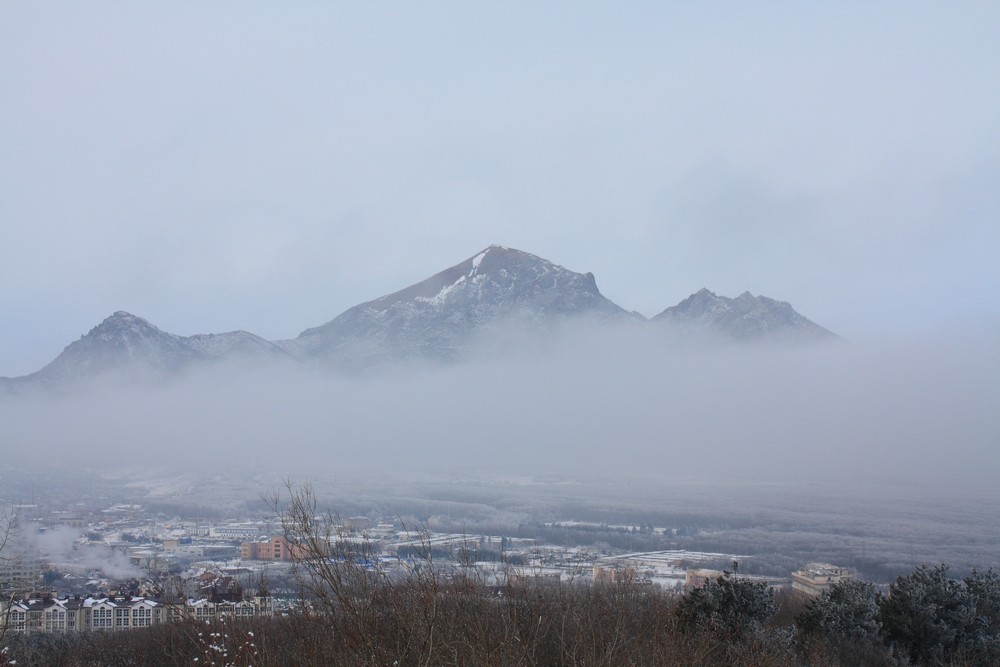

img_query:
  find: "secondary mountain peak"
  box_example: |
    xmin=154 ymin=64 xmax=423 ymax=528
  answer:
xmin=6 ymin=311 xmax=292 ymax=390
xmin=90 ymin=310 xmax=164 ymax=339
xmin=654 ymin=289 xmax=834 ymax=341
xmin=25 ymin=311 xmax=200 ymax=385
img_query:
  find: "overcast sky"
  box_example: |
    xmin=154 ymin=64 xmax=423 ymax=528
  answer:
xmin=2 ymin=2 xmax=998 ymax=377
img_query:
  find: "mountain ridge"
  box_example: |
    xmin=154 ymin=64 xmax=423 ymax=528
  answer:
xmin=1 ymin=246 xmax=835 ymax=388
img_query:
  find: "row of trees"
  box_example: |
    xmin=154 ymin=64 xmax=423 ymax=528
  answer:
xmin=810 ymin=564 xmax=1000 ymax=666
xmin=5 ymin=565 xmax=996 ymax=666
xmin=679 ymin=564 xmax=1000 ymax=666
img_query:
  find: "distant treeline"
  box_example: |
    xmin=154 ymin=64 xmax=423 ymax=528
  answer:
xmin=425 ymin=515 xmax=987 ymax=583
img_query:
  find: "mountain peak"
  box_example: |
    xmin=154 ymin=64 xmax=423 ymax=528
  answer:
xmin=11 ymin=310 xmax=297 ymax=387
xmin=100 ymin=310 xmax=146 ymax=326
xmin=293 ymin=246 xmax=630 ymax=366
xmin=21 ymin=311 xmax=197 ymax=385
xmin=86 ymin=311 xmax=168 ymax=341
xmin=655 ymin=290 xmax=834 ymax=341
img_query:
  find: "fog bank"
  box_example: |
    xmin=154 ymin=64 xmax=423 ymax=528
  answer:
xmin=3 ymin=330 xmax=997 ymax=490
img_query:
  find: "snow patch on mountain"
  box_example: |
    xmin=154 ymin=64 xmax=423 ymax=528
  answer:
xmin=415 ymin=274 xmax=468 ymax=306
xmin=471 ymin=250 xmax=487 ymax=272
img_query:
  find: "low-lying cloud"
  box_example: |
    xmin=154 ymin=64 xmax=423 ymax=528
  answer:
xmin=3 ymin=326 xmax=997 ymax=492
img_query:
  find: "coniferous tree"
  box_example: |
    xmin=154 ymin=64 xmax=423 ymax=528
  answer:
xmin=880 ymin=564 xmax=978 ymax=665
xmin=675 ymin=571 xmax=778 ymax=642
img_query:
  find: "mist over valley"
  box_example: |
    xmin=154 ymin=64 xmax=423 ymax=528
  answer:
xmin=2 ymin=248 xmax=997 ymax=585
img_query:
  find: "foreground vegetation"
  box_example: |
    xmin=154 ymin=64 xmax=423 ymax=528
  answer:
xmin=3 ymin=563 xmax=999 ymax=666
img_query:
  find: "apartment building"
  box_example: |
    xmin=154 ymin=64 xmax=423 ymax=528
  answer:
xmin=240 ymin=536 xmax=307 ymax=561
xmin=2 ymin=594 xmax=273 ymax=636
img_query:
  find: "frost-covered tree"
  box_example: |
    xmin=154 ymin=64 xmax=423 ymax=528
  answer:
xmin=797 ymin=578 xmax=882 ymax=641
xmin=1 ymin=502 xmax=20 ymax=649
xmin=675 ymin=571 xmax=778 ymax=642
xmin=880 ymin=564 xmax=978 ymax=665
xmin=964 ymin=568 xmax=1000 ymax=665
xmin=795 ymin=578 xmax=893 ymax=665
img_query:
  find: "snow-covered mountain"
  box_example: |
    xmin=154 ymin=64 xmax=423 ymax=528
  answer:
xmin=284 ymin=245 xmax=634 ymax=367
xmin=25 ymin=311 xmax=202 ymax=385
xmin=5 ymin=311 xmax=290 ymax=390
xmin=653 ymin=288 xmax=834 ymax=341
xmin=1 ymin=246 xmax=837 ymax=391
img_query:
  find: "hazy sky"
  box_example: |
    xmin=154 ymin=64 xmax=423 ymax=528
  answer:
xmin=2 ymin=2 xmax=998 ymax=376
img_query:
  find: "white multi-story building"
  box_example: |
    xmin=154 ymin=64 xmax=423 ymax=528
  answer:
xmin=2 ymin=594 xmax=273 ymax=635
xmin=209 ymin=524 xmax=266 ymax=540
